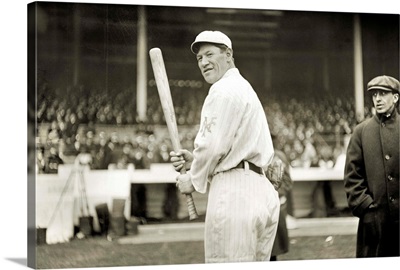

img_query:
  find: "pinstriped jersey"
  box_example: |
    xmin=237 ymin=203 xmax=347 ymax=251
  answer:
xmin=190 ymin=68 xmax=274 ymax=193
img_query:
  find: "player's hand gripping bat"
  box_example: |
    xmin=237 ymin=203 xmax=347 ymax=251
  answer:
xmin=149 ymin=47 xmax=199 ymax=220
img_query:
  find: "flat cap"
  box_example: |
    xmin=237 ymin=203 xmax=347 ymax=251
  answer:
xmin=367 ymin=75 xmax=400 ymax=93
xmin=191 ymin=30 xmax=232 ymax=54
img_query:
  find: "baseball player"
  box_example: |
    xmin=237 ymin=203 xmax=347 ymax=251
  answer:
xmin=170 ymin=30 xmax=280 ymax=263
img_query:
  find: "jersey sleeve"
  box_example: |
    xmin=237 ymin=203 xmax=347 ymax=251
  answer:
xmin=189 ymin=89 xmax=244 ymax=193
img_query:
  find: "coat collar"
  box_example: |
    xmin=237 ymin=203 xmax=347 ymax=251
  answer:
xmin=373 ymin=108 xmax=399 ymax=123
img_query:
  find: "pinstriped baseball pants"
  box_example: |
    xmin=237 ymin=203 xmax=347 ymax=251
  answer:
xmin=204 ymin=165 xmax=280 ymax=263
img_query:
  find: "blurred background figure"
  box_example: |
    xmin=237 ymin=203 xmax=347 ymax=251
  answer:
xmin=45 ymin=146 xmax=64 ymax=174
xmin=270 ymin=134 xmax=294 ymax=261
xmin=300 ymin=138 xmax=318 ymax=168
xmin=318 ymin=145 xmax=340 ymax=217
xmin=36 ymin=147 xmax=46 ymax=174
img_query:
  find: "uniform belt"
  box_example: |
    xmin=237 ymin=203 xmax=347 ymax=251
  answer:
xmin=234 ymin=161 xmax=264 ymax=175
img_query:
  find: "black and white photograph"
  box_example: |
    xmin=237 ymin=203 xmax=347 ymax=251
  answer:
xmin=1 ymin=0 xmax=400 ymax=270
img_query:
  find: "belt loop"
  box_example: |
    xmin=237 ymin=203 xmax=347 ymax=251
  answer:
xmin=244 ymin=161 xmax=250 ymax=175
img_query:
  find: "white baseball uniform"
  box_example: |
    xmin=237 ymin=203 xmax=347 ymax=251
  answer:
xmin=188 ymin=68 xmax=280 ymax=263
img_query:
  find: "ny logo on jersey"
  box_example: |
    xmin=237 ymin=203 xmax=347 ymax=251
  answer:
xmin=200 ymin=117 xmax=216 ymax=137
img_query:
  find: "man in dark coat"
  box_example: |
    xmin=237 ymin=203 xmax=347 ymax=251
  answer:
xmin=270 ymin=148 xmax=292 ymax=261
xmin=344 ymin=75 xmax=399 ymax=258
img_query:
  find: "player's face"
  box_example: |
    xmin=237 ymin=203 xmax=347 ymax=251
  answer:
xmin=371 ymin=90 xmax=399 ymax=114
xmin=196 ymin=44 xmax=231 ymax=84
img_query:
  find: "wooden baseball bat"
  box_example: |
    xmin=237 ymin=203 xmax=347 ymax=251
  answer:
xmin=149 ymin=47 xmax=199 ymax=220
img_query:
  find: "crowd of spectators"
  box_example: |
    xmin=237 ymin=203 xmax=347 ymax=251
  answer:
xmin=35 ymin=84 xmax=373 ymax=174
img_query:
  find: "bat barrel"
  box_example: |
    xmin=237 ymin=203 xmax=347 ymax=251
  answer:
xmin=149 ymin=47 xmax=199 ymax=221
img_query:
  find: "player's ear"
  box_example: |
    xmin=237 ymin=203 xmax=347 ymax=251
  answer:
xmin=394 ymin=93 xmax=399 ymax=103
xmin=226 ymin=48 xmax=233 ymax=61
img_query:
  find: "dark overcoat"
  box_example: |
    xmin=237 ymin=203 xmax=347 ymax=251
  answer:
xmin=344 ymin=110 xmax=399 ymax=257
xmin=271 ymin=150 xmax=292 ymax=258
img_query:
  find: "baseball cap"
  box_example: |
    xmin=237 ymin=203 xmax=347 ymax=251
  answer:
xmin=367 ymin=75 xmax=400 ymax=93
xmin=190 ymin=30 xmax=232 ymax=54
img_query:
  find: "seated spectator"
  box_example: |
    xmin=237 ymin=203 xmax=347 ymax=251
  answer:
xmin=301 ymin=138 xmax=318 ymax=167
xmin=45 ymin=146 xmax=64 ymax=174
xmin=36 ymin=83 xmax=369 ymax=176
xmin=36 ymin=147 xmax=46 ymax=174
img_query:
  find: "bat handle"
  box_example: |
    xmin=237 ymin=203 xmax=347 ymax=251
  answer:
xmin=186 ymin=194 xmax=199 ymax=220
xmin=179 ymin=167 xmax=199 ymax=220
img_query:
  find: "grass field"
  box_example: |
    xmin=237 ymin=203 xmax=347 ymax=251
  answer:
xmin=36 ymin=233 xmax=357 ymax=269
